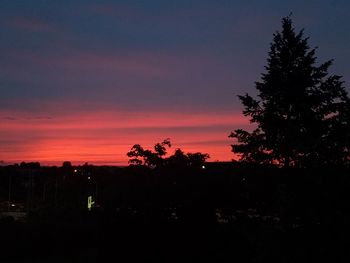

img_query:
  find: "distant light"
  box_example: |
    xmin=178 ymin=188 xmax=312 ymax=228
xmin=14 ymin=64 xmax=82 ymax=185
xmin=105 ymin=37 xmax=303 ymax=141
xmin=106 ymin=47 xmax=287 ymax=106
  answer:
xmin=88 ymin=176 xmax=91 ymax=180
xmin=74 ymin=169 xmax=78 ymax=173
xmin=202 ymin=165 xmax=206 ymax=169
xmin=87 ymin=196 xmax=95 ymax=210
xmin=11 ymin=203 xmax=15 ymax=207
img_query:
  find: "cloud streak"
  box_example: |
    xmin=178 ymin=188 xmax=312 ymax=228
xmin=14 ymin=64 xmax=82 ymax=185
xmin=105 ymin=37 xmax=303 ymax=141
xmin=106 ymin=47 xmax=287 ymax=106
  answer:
xmin=5 ymin=16 xmax=54 ymax=32
xmin=0 ymin=109 xmax=247 ymax=165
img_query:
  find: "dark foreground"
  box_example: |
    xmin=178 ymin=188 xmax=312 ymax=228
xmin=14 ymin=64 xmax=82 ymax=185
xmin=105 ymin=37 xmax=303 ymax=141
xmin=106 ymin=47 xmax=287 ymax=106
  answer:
xmin=1 ymin=164 xmax=350 ymax=262
xmin=1 ymin=210 xmax=349 ymax=263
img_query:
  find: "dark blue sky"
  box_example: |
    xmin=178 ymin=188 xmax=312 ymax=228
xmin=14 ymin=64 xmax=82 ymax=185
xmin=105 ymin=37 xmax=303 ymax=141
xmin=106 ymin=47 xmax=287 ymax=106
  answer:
xmin=1 ymin=0 xmax=349 ymax=164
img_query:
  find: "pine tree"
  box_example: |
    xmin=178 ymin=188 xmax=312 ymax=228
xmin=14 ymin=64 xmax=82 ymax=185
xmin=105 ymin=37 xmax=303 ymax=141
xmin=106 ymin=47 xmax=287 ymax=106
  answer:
xmin=230 ymin=17 xmax=350 ymax=168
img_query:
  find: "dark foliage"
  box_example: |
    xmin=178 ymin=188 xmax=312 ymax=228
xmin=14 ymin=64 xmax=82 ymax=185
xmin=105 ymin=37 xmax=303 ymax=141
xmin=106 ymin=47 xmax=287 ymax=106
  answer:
xmin=230 ymin=17 xmax=350 ymax=168
xmin=126 ymin=139 xmax=209 ymax=168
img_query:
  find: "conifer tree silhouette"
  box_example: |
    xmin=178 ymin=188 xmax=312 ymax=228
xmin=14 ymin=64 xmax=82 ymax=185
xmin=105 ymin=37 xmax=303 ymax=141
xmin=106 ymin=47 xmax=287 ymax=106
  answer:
xmin=230 ymin=16 xmax=350 ymax=168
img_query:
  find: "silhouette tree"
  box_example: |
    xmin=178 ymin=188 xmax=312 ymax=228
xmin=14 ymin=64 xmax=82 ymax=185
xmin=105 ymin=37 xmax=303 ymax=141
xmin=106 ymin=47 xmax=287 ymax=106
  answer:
xmin=127 ymin=138 xmax=171 ymax=168
xmin=230 ymin=16 xmax=350 ymax=168
xmin=62 ymin=161 xmax=72 ymax=168
xmin=187 ymin=152 xmax=210 ymax=167
xmin=167 ymin=149 xmax=189 ymax=167
xmin=127 ymin=139 xmax=209 ymax=168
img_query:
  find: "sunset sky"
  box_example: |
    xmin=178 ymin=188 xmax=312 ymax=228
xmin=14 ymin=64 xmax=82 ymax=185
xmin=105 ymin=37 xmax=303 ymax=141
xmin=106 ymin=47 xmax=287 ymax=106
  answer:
xmin=1 ymin=0 xmax=349 ymax=165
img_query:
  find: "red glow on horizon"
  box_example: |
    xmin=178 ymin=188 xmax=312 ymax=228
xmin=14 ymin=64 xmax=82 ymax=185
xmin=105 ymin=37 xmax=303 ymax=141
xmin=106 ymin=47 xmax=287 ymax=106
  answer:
xmin=0 ymin=109 xmax=248 ymax=166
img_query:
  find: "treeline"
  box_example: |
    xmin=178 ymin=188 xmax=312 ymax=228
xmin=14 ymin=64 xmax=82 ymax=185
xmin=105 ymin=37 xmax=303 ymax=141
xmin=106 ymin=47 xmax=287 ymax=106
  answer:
xmin=1 ymin=163 xmax=349 ymax=225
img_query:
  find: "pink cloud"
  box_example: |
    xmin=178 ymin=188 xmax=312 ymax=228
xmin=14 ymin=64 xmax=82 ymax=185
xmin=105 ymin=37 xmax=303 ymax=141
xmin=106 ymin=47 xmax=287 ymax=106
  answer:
xmin=4 ymin=48 xmax=226 ymax=80
xmin=6 ymin=50 xmax=183 ymax=78
xmin=7 ymin=16 xmax=53 ymax=32
xmin=0 ymin=109 xmax=247 ymax=130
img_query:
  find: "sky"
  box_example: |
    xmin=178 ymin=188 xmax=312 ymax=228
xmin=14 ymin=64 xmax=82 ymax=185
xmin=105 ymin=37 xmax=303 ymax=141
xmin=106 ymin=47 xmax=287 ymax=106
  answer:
xmin=1 ymin=0 xmax=350 ymax=165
